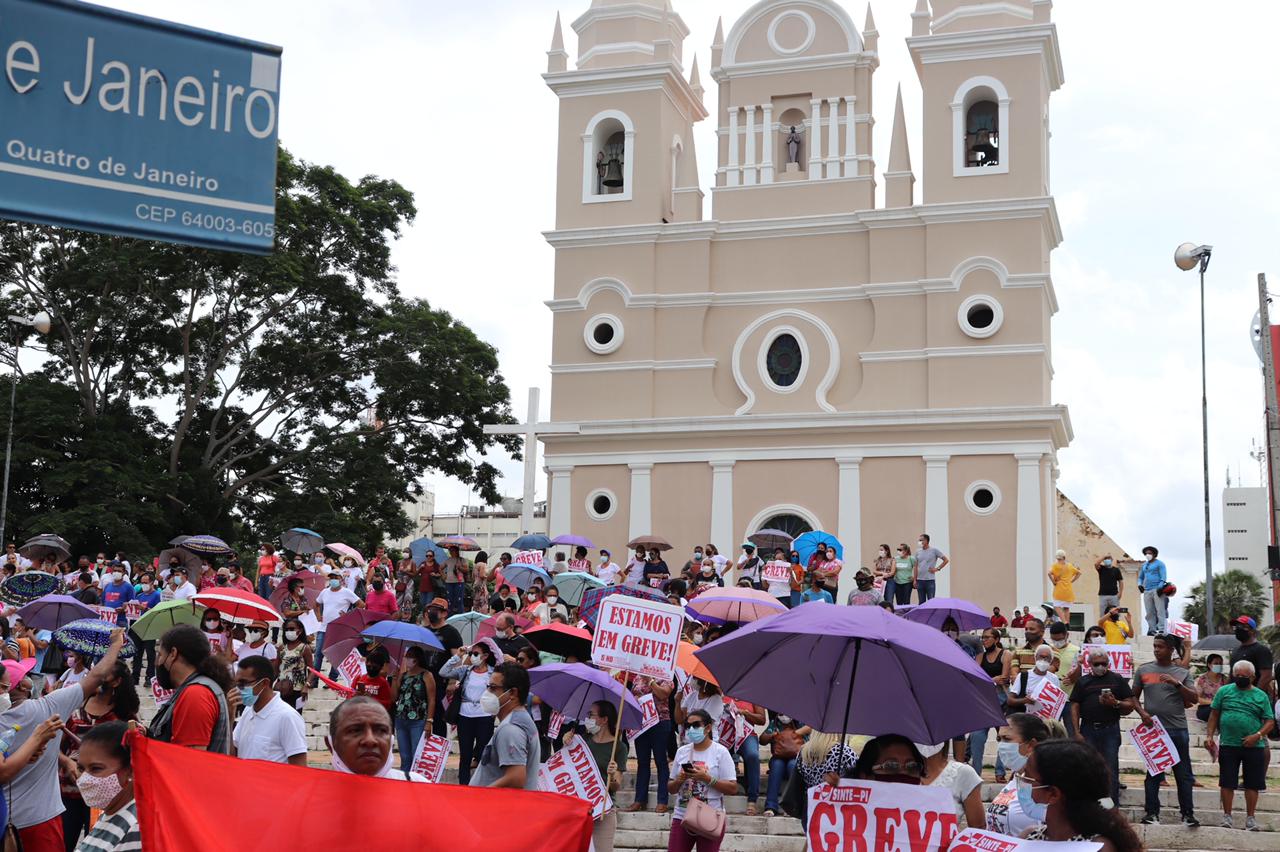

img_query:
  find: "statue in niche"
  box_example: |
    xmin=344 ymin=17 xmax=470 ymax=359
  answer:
xmin=785 ymin=125 xmax=802 ymax=164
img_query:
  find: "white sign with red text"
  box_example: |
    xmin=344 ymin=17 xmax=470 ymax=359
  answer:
xmin=124 ymin=600 xmax=145 ymax=621
xmin=337 ymin=649 xmax=366 ymax=686
xmin=538 ymin=738 xmax=612 ymax=818
xmin=591 ymin=597 xmax=683 ymax=679
xmin=806 ymin=779 xmax=957 ymax=852
xmin=1081 ymin=644 xmax=1132 ymax=679
xmin=763 ymin=560 xmax=791 ymax=585
xmin=1028 ymin=677 xmax=1068 ymax=721
xmin=626 ymin=693 xmax=660 ymax=744
xmin=92 ymin=605 xmax=118 ymax=623
xmin=513 ymin=550 xmax=544 ymax=568
xmin=1167 ymin=620 xmax=1199 ymax=644
xmin=716 ymin=705 xmax=755 ymax=753
xmin=547 ymin=710 xmax=566 ymax=740
xmin=1129 ymin=716 xmax=1180 ymax=776
xmin=152 ymin=679 xmax=175 ymax=706
xmin=948 ymin=828 xmax=1101 ymax=852
xmin=409 ymin=733 xmax=449 ymax=783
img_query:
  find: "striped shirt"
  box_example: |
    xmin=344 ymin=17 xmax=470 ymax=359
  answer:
xmin=74 ymin=800 xmax=141 ymax=852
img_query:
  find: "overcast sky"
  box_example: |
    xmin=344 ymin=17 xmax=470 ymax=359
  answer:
xmin=106 ymin=1 xmax=1280 ymax=612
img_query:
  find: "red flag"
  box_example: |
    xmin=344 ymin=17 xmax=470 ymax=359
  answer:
xmin=130 ymin=734 xmax=593 ymax=851
xmin=309 ymin=667 xmax=355 ymax=698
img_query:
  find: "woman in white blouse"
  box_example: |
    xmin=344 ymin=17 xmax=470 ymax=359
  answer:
xmin=919 ymin=741 xmax=984 ymax=827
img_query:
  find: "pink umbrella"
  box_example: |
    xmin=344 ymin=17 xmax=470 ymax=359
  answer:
xmin=268 ymin=570 xmax=327 ymax=610
xmin=325 ymin=543 xmax=366 ymax=567
xmin=191 ymin=588 xmax=281 ymax=624
xmin=436 ymin=535 xmax=480 ymax=551
xmin=320 ymin=609 xmax=393 ymax=663
xmin=685 ymin=586 xmax=787 ymax=624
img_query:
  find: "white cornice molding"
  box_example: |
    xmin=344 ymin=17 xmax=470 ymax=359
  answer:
xmin=550 ymin=358 xmax=717 ymax=374
xmin=907 ymin=23 xmax=1064 ymax=91
xmin=930 ymin=2 xmax=1033 ymax=33
xmin=577 ymin=42 xmax=659 ymax=69
xmin=571 ymin=3 xmax=690 ymax=41
xmin=544 ymin=63 xmax=708 ymax=122
xmin=859 ymin=343 xmax=1047 ymax=362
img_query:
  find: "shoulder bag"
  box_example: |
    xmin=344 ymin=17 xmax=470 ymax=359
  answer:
xmin=682 ymin=796 xmax=726 ymax=840
xmin=444 ymin=668 xmax=468 ymax=726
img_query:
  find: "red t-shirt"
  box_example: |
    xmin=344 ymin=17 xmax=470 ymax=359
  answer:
xmin=170 ymin=683 xmax=220 ymax=748
xmin=1011 ymin=615 xmax=1026 ymax=628
xmin=991 ymin=615 xmax=1008 ymax=628
xmin=257 ymin=554 xmax=281 ymax=577
xmin=365 ymin=588 xmax=399 ymax=615
xmin=352 ymin=675 xmax=393 ymax=710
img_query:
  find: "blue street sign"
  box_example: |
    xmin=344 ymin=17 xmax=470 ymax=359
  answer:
xmin=0 ymin=0 xmax=281 ymax=253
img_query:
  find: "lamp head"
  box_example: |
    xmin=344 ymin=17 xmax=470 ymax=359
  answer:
xmin=1174 ymin=242 xmax=1211 ymax=272
xmin=30 ymin=311 xmax=50 ymax=335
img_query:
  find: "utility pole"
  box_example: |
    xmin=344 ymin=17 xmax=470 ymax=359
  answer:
xmin=1256 ymin=274 xmax=1280 ymax=622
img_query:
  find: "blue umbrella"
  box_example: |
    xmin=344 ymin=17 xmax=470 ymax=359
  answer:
xmin=181 ymin=534 xmax=234 ymax=556
xmin=1 ymin=571 xmax=63 ymax=607
xmin=501 ymin=563 xmax=551 ymax=592
xmin=409 ymin=538 xmax=446 ymax=563
xmin=511 ymin=533 xmax=552 ymax=551
xmin=445 ymin=611 xmax=487 ymax=645
xmin=360 ymin=620 xmax=443 ymax=663
xmin=281 ymin=527 xmax=324 ymax=554
xmin=793 ymin=530 xmax=843 ymax=565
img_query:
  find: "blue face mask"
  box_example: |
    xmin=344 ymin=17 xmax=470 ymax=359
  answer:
xmin=239 ymin=684 xmax=257 ymax=706
xmin=686 ymin=726 xmax=706 ymax=744
xmin=998 ymin=742 xmax=1026 ymax=773
xmin=1016 ymin=776 xmax=1047 ymax=822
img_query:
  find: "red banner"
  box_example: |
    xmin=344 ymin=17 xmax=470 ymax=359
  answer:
xmin=131 ymin=734 xmax=594 ymax=851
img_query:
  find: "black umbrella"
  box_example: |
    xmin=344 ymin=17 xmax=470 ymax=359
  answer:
xmin=1192 ymin=633 xmax=1240 ymax=653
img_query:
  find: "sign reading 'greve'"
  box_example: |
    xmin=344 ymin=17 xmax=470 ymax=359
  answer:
xmin=590 ymin=596 xmax=683 ymax=679
xmin=0 ymin=0 xmax=281 ymax=253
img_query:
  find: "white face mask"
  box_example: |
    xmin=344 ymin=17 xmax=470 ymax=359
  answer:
xmin=1051 ymin=638 xmax=1068 ymax=648
xmin=204 ymin=620 xmax=220 ymax=631
xmin=470 ymin=652 xmax=484 ymax=666
xmin=1034 ymin=658 xmax=1051 ymax=673
xmin=583 ymin=718 xmax=600 ymax=735
xmin=0 ymin=693 xmax=10 ymax=713
xmin=343 ymin=560 xmax=353 ymax=567
xmin=141 ymin=584 xmax=152 ymax=592
xmin=284 ymin=630 xmax=300 ymax=642
xmin=76 ymin=770 xmax=123 ymax=810
xmin=479 ymin=689 xmax=502 ymax=716
xmin=546 ymin=596 xmax=558 ymax=606
xmin=111 ymin=572 xmax=123 ymax=583
xmin=246 ymin=630 xmax=264 ymax=643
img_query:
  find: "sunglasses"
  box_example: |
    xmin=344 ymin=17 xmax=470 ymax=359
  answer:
xmin=687 ymin=722 xmax=705 ymax=730
xmin=871 ymin=760 xmax=923 ymax=777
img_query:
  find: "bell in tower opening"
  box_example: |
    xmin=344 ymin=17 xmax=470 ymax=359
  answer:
xmin=597 ymin=134 xmax=625 ymax=192
xmin=965 ymin=100 xmax=999 ymax=167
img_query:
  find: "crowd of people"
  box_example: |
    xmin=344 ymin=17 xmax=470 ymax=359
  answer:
xmin=0 ymin=535 xmax=1275 ymax=851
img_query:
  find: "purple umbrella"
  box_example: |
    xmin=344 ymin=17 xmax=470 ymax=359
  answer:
xmin=694 ymin=602 xmax=1004 ymax=745
xmin=900 ymin=597 xmax=990 ymax=632
xmin=527 ymin=662 xmax=645 ymax=730
xmin=318 ymin=609 xmax=393 ymax=664
xmin=550 ymin=534 xmax=594 ymax=549
xmin=17 ymin=594 xmax=96 ymax=631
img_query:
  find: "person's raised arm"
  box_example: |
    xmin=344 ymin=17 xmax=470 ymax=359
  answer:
xmin=79 ymin=629 xmax=126 ymax=697
xmin=0 ymin=716 xmax=63 ymax=784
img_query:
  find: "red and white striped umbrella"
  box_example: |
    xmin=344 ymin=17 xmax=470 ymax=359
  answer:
xmin=192 ymin=588 xmax=281 ymax=624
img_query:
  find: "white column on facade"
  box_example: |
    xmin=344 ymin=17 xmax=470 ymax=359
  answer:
xmin=842 ymin=95 xmax=856 ymax=176
xmin=726 ymin=107 xmax=740 ymax=187
xmin=628 ymin=463 xmax=653 ymax=541
xmin=1015 ymin=453 xmax=1045 ymax=611
xmin=761 ymin=103 xmax=774 ymax=184
xmin=808 ymin=98 xmax=822 ymax=179
xmin=743 ymin=105 xmax=757 ymax=186
xmin=547 ymin=463 xmax=573 ymax=540
xmin=923 ymin=455 xmax=952 ymax=598
xmin=826 ymin=97 xmax=840 ymax=178
xmin=836 ymin=457 xmax=863 ymax=605
xmin=710 ymin=461 xmax=735 ymax=564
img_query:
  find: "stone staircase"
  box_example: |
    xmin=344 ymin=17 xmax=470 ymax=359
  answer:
xmin=132 ymin=629 xmax=1278 ymax=850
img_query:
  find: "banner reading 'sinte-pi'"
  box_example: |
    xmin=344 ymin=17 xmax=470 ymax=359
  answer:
xmin=0 ymin=0 xmax=280 ymax=253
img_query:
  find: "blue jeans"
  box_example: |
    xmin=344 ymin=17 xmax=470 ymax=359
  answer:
xmin=916 ymin=578 xmax=936 ymax=604
xmin=1081 ymin=723 xmax=1122 ymax=804
xmin=967 ymin=726 xmax=1005 ymax=777
xmin=314 ymin=630 xmax=338 ymax=678
xmin=789 ymin=590 xmax=801 ymax=608
xmin=395 ymin=717 xmax=426 ymax=770
xmin=1145 ymin=725 xmax=1195 ymax=816
xmin=257 ymin=575 xmax=273 ymax=600
xmin=765 ymin=756 xmax=796 ymax=812
xmin=633 ymin=719 xmax=671 ymax=806
xmin=446 ymin=582 xmax=465 ymax=615
xmin=737 ymin=734 xmax=760 ymax=805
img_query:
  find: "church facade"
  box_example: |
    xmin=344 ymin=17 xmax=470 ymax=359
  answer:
xmin=538 ymin=0 xmax=1069 ymax=609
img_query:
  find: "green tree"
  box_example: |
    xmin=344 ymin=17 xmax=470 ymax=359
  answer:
xmin=0 ymin=149 xmax=519 ymax=552
xmin=1182 ymin=569 xmax=1269 ymax=634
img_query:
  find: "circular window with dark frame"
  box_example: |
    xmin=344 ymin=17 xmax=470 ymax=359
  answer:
xmin=584 ymin=313 xmax=624 ymax=355
xmin=964 ymin=480 xmax=1001 ymax=516
xmin=765 ymin=333 xmax=803 ymax=388
xmin=585 ymin=488 xmax=617 ymax=521
xmin=966 ymin=303 xmax=995 ymax=330
xmin=957 ymin=295 xmax=1003 ymax=339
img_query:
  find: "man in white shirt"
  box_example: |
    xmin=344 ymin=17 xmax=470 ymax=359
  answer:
xmin=3 ymin=543 xmax=31 ymax=571
xmin=168 ymin=568 xmax=197 ymax=601
xmin=231 ymin=655 xmax=307 ymax=766
xmin=315 ymin=570 xmax=363 ymax=679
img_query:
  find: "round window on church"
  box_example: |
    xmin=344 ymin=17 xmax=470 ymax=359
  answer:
xmin=584 ymin=314 xmax=624 ymax=355
xmin=762 ymin=331 xmax=806 ymax=391
xmin=586 ymin=488 xmax=617 ymax=521
xmin=964 ymin=480 xmax=1002 ymax=516
xmin=957 ymin=295 xmax=1003 ymax=339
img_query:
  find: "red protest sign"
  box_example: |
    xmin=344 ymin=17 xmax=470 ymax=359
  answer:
xmin=1080 ymin=644 xmax=1132 ymax=678
xmin=513 ymin=550 xmax=544 ymax=568
xmin=92 ymin=605 xmax=118 ymax=623
xmin=538 ymin=739 xmax=612 ymax=818
xmin=1028 ymin=678 xmax=1067 ymax=720
xmin=1129 ymin=717 xmax=1179 ymax=776
xmin=591 ymin=597 xmax=683 ymax=679
xmin=626 ymin=693 xmax=659 ymax=744
xmin=124 ymin=600 xmax=145 ymax=621
xmin=716 ymin=705 xmax=754 ymax=753
xmin=806 ymin=780 xmax=957 ymax=852
xmin=410 ymin=733 xmax=449 ymax=783
xmin=1167 ymin=620 xmax=1198 ymax=643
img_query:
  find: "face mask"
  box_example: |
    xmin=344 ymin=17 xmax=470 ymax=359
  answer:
xmin=216 ymin=577 xmax=229 ymax=586
xmin=470 ymin=653 xmax=484 ymax=666
xmin=284 ymin=630 xmax=300 ymax=642
xmin=1034 ymin=659 xmax=1051 ymax=673
xmin=169 ymin=574 xmax=180 ymax=584
xmin=155 ymin=663 xmax=174 ymax=690
xmin=693 ymin=553 xmax=703 ymax=561
xmin=204 ymin=620 xmax=220 ymax=631
xmin=1234 ymin=628 xmax=1251 ymax=642
xmin=1091 ymin=664 xmax=1107 ymax=676
xmin=246 ymin=630 xmax=263 ymax=643
xmin=111 ymin=572 xmax=123 ymax=583
xmin=1051 ymin=638 xmax=1067 ymax=648
xmin=546 ymin=596 xmax=557 ymax=606
xmin=701 ymin=566 xmax=714 ymax=575
xmin=1102 ymin=559 xmax=1112 ymax=566
xmin=692 ymin=635 xmax=704 ymax=646
xmin=1015 ymin=775 xmax=1048 ymax=822
xmin=76 ymin=770 xmax=124 ymax=810
xmin=917 ymin=541 xmax=925 ymax=548
xmin=996 ymin=744 xmax=1024 ymax=773
xmin=372 ymin=581 xmax=384 ymax=592
xmin=1234 ymin=675 xmax=1252 ymax=689
xmin=293 ymin=560 xmax=303 ymax=568
xmin=313 ymin=555 xmax=324 ymax=564
xmin=0 ymin=693 xmax=11 ymax=713
xmin=527 ymin=593 xmax=537 ymax=601
xmin=478 ymin=689 xmax=504 ymax=716
xmin=944 ymin=629 xmax=959 ymax=640
xmin=777 ymin=715 xmax=791 ymax=725
xmin=343 ymin=560 xmax=354 ymax=567
xmin=239 ymin=684 xmax=258 ymax=705
xmin=329 ymin=580 xmax=341 ymax=590
xmin=583 ymin=718 xmax=600 ymax=735
xmin=1210 ymin=664 xmax=1224 ymax=674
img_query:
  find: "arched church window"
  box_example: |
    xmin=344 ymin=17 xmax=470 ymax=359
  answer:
xmin=583 ymin=111 xmax=634 ymax=203
xmin=965 ymin=100 xmax=999 ymax=167
xmin=594 ymin=124 xmax=626 ymax=195
xmin=765 ymin=333 xmax=803 ymax=387
xmin=758 ymin=514 xmax=813 ymax=539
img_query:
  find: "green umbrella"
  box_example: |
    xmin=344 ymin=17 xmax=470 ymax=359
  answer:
xmin=131 ymin=599 xmax=205 ymax=642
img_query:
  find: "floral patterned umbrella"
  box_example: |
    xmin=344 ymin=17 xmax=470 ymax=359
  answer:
xmin=54 ymin=618 xmax=135 ymax=660
xmin=0 ymin=571 xmax=63 ymax=606
xmin=180 ymin=535 xmax=234 ymax=556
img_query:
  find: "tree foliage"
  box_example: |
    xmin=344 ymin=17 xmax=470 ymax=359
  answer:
xmin=0 ymin=148 xmax=519 ymax=553
xmin=1182 ymin=569 xmax=1269 ymax=634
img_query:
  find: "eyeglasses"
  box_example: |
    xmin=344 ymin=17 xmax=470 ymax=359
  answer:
xmin=871 ymin=760 xmax=923 ymax=777
xmin=485 ymin=684 xmax=508 ymax=694
xmin=1013 ymin=770 xmax=1048 ymax=790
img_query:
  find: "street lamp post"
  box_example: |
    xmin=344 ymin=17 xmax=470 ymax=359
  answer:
xmin=0 ymin=311 xmax=51 ymax=547
xmin=1175 ymin=243 xmax=1214 ymax=631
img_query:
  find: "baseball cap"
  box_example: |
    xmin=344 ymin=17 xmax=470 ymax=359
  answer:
xmin=428 ymin=597 xmax=449 ymax=610
xmin=1234 ymin=615 xmax=1257 ymax=630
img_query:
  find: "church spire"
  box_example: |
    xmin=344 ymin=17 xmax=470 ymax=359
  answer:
xmin=689 ymin=54 xmax=704 ymax=101
xmin=885 ymin=84 xmax=915 ymax=208
xmin=912 ymin=0 xmax=931 ymax=37
xmin=547 ymin=12 xmax=567 ymax=73
xmin=711 ymin=16 xmax=724 ymax=67
xmin=864 ymin=5 xmax=878 ymax=52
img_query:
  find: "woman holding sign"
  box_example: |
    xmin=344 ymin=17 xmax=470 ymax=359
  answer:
xmin=667 ymin=709 xmax=735 ymax=852
xmin=563 ymin=701 xmax=627 ymax=852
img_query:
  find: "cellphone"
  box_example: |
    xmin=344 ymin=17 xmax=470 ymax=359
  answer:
xmin=681 ymin=763 xmax=695 ymax=774
xmin=1101 ymin=688 xmax=1112 ymax=698
xmin=1118 ymin=607 xmax=1128 ymax=613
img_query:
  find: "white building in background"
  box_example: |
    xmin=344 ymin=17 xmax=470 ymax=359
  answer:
xmin=390 ymin=488 xmax=437 ymax=549
xmin=428 ymin=499 xmax=548 ymax=557
xmin=1222 ymin=486 xmax=1273 ymax=626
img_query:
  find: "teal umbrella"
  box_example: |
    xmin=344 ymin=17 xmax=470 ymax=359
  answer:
xmin=445 ymin=611 xmax=486 ymax=645
xmin=548 ymin=572 xmax=605 ymax=607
